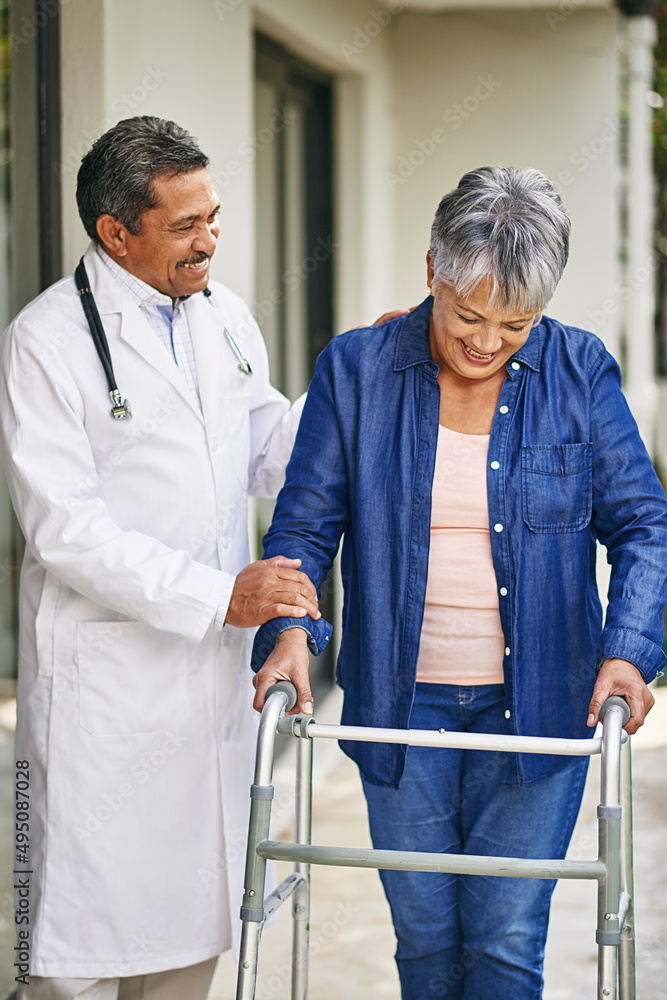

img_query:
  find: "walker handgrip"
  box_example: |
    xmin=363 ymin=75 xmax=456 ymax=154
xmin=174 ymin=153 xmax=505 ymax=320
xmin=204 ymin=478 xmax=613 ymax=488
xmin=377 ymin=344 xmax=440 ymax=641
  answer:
xmin=598 ymin=695 xmax=631 ymax=727
xmin=265 ymin=680 xmax=298 ymax=712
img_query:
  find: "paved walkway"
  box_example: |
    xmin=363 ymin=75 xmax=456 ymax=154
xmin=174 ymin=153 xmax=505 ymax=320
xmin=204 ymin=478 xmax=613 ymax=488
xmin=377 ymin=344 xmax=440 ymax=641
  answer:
xmin=1 ymin=686 xmax=665 ymax=999
xmin=210 ymin=686 xmax=667 ymax=999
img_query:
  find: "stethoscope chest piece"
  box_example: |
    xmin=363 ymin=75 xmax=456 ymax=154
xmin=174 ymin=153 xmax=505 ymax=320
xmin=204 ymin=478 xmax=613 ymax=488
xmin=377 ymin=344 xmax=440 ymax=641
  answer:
xmin=203 ymin=287 xmax=253 ymax=378
xmin=224 ymin=327 xmax=253 ymax=377
xmin=110 ymin=389 xmax=132 ymax=420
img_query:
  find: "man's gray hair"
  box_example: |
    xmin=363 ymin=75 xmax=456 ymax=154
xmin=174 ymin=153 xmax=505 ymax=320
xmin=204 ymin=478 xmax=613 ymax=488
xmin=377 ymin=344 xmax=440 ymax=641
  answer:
xmin=429 ymin=166 xmax=571 ymax=312
xmin=76 ymin=116 xmax=209 ymax=244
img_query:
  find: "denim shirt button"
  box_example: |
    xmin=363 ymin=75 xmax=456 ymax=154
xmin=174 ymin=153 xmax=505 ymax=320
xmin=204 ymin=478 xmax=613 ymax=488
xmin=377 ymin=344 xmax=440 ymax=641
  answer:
xmin=490 ymin=461 xmax=500 ymax=470
xmin=494 ymin=523 xmax=503 ymax=532
xmin=499 ymin=587 xmax=508 ymax=596
xmin=511 ymin=362 xmax=521 ymax=370
xmin=505 ymin=646 xmax=511 ymax=656
xmin=505 ymin=710 xmax=511 ymax=720
xmin=499 ymin=405 xmax=509 ymax=414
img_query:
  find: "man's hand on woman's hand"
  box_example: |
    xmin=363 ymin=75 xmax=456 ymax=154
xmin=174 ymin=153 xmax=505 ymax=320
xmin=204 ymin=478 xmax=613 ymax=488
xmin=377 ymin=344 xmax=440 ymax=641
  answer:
xmin=587 ymin=657 xmax=655 ymax=734
xmin=253 ymin=628 xmax=312 ymax=716
xmin=225 ymin=556 xmax=320 ymax=628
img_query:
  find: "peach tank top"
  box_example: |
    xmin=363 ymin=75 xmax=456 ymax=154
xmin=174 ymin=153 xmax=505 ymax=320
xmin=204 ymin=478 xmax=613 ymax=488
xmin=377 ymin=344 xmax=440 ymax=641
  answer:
xmin=415 ymin=424 xmax=505 ymax=686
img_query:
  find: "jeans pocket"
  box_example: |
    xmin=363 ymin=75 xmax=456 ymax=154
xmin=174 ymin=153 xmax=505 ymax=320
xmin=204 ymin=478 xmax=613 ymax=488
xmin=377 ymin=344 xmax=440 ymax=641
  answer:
xmin=521 ymin=443 xmax=592 ymax=533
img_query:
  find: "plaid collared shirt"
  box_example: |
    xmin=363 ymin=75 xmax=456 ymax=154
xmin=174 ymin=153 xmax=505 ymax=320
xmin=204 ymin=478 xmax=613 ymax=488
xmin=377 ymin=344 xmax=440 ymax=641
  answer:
xmin=96 ymin=245 xmax=202 ymax=410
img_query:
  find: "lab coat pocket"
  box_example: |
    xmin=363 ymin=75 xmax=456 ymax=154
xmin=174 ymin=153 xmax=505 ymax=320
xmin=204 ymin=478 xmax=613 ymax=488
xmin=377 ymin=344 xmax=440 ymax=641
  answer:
xmin=521 ymin=443 xmax=592 ymax=533
xmin=77 ymin=620 xmax=188 ymax=737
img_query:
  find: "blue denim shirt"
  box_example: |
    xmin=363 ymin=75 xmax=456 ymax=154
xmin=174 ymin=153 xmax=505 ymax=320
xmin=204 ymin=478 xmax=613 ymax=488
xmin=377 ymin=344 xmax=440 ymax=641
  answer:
xmin=252 ymin=296 xmax=667 ymax=787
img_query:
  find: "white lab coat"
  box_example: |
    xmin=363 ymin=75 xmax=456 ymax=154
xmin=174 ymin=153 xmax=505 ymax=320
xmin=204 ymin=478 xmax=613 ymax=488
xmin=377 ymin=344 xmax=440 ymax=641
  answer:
xmin=0 ymin=244 xmax=303 ymax=978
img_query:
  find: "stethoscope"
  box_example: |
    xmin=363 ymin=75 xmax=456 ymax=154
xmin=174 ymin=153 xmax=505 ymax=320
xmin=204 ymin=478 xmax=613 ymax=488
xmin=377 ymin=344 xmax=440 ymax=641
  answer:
xmin=74 ymin=258 xmax=253 ymax=422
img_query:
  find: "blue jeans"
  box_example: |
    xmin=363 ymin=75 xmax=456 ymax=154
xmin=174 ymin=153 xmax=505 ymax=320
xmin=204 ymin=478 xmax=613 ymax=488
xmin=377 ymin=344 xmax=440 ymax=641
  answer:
xmin=361 ymin=683 xmax=589 ymax=1000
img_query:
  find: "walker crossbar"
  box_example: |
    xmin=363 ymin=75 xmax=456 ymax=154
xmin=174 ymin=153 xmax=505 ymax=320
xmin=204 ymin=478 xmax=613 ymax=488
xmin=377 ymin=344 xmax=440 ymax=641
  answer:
xmin=235 ymin=687 xmax=635 ymax=1000
xmin=277 ymin=717 xmax=628 ymax=756
xmin=256 ymin=840 xmax=606 ymax=880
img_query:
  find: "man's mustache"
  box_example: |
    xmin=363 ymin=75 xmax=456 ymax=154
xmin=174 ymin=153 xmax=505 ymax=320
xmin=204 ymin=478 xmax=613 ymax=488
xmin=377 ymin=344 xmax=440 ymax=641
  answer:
xmin=176 ymin=252 xmax=212 ymax=267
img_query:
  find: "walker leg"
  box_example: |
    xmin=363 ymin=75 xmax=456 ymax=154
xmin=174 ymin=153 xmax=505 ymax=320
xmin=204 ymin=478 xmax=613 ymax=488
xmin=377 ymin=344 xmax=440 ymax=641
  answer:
xmin=618 ymin=740 xmax=636 ymax=1000
xmin=237 ymin=922 xmax=263 ymax=1000
xmin=292 ymin=734 xmax=313 ymax=1000
xmin=236 ymin=693 xmax=288 ymax=1000
xmin=597 ymin=704 xmax=625 ymax=1000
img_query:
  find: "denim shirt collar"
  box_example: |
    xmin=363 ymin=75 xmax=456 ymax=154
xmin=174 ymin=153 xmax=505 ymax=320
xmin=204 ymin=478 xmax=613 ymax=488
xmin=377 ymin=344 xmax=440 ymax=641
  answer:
xmin=393 ymin=294 xmax=543 ymax=377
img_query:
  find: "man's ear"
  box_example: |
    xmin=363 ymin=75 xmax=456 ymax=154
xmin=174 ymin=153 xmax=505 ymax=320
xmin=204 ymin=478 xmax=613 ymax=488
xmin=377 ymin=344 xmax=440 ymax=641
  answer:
xmin=96 ymin=215 xmax=129 ymax=257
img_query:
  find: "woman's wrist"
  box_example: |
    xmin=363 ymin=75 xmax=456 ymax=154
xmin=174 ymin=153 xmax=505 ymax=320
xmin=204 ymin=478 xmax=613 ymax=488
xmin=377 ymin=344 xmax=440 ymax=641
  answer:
xmin=276 ymin=627 xmax=309 ymax=647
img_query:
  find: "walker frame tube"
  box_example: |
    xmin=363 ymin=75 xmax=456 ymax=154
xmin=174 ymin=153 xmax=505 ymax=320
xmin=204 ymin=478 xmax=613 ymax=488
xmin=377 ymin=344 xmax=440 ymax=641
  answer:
xmin=235 ymin=689 xmax=634 ymax=1000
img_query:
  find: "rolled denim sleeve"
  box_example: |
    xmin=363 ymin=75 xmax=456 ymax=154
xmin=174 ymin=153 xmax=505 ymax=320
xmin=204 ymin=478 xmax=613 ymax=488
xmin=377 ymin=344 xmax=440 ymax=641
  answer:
xmin=590 ymin=349 xmax=667 ymax=682
xmin=251 ymin=616 xmax=333 ymax=672
xmin=251 ymin=344 xmax=350 ymax=672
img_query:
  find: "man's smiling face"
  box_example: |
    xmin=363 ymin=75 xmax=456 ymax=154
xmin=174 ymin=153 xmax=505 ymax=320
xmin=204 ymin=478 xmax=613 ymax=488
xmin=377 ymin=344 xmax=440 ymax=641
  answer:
xmin=98 ymin=168 xmax=221 ymax=301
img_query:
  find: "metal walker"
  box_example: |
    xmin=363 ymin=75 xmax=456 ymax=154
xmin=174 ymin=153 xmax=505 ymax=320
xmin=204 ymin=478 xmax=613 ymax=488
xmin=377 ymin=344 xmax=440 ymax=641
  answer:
xmin=236 ymin=682 xmax=635 ymax=1000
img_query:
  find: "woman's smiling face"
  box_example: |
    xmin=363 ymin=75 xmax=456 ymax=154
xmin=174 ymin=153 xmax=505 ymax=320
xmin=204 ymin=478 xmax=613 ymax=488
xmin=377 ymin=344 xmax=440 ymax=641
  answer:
xmin=427 ymin=259 xmax=541 ymax=382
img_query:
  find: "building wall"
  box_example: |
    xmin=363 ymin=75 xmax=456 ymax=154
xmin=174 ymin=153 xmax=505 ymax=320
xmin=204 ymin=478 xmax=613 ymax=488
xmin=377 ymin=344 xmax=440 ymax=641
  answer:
xmin=59 ymin=0 xmax=400 ymax=331
xmin=60 ymin=3 xmax=621 ymax=348
xmin=390 ymin=9 xmax=621 ymax=352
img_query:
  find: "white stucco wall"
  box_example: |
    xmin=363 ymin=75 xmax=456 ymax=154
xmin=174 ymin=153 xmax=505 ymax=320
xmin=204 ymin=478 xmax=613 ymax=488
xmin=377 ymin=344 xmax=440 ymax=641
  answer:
xmin=390 ymin=8 xmax=620 ymax=352
xmin=60 ymin=0 xmax=255 ymax=299
xmin=59 ymin=2 xmax=621 ymax=350
xmin=59 ymin=0 xmax=401 ymax=329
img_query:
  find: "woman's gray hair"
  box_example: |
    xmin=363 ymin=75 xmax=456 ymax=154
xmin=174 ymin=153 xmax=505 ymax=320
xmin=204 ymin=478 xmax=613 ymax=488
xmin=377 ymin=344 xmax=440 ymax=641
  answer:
xmin=429 ymin=166 xmax=571 ymax=312
xmin=76 ymin=116 xmax=209 ymax=244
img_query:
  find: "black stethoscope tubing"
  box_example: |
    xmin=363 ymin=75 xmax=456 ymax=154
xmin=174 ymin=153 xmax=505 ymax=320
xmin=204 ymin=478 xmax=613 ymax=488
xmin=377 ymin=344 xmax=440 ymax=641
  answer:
xmin=75 ymin=258 xmax=132 ymax=420
xmin=74 ymin=256 xmax=253 ymax=421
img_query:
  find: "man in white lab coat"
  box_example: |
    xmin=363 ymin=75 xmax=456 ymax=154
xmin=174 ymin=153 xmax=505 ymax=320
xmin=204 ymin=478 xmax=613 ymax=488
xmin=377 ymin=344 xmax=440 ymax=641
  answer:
xmin=0 ymin=117 xmax=319 ymax=1000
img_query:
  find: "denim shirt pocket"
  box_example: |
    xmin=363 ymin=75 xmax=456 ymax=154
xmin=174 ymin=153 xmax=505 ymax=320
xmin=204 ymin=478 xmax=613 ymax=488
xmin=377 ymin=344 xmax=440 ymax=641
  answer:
xmin=521 ymin=443 xmax=593 ymax=532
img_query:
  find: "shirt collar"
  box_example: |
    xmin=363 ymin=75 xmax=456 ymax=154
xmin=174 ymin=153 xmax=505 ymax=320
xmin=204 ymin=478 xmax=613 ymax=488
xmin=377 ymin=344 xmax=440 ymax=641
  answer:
xmin=393 ymin=294 xmax=544 ymax=375
xmin=95 ymin=245 xmax=176 ymax=309
xmin=393 ymin=296 xmax=435 ymax=371
xmin=509 ymin=321 xmax=543 ymax=375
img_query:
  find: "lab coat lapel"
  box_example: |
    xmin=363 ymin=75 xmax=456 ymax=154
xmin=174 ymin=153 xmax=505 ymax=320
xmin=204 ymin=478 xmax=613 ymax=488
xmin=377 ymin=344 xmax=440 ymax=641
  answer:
xmin=82 ymin=244 xmax=204 ymax=422
xmin=186 ymin=290 xmax=251 ymax=433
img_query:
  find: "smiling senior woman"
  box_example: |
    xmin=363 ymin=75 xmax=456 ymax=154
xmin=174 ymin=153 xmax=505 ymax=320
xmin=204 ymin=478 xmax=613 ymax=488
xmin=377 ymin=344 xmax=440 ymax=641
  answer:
xmin=251 ymin=167 xmax=667 ymax=999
